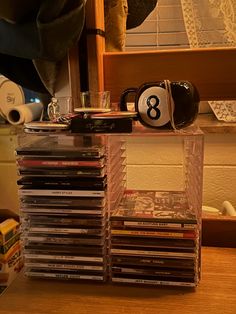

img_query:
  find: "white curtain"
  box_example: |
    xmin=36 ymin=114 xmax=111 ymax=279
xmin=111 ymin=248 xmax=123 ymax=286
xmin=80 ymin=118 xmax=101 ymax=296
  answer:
xmin=180 ymin=0 xmax=236 ymax=121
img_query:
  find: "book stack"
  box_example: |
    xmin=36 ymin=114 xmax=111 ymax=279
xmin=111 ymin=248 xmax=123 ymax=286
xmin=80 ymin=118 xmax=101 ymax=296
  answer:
xmin=110 ymin=189 xmax=200 ymax=287
xmin=16 ymin=135 xmax=109 ymax=282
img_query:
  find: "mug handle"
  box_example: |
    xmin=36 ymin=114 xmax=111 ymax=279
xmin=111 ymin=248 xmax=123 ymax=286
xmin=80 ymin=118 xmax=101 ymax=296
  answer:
xmin=119 ymin=87 xmax=138 ymax=111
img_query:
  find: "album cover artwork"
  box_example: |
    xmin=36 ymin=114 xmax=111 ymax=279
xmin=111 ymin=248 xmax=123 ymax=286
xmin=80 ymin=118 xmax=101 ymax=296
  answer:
xmin=111 ymin=190 xmax=197 ymax=223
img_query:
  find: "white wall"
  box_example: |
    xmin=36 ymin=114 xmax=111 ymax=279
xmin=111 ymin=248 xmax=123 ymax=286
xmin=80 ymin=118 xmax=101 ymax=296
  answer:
xmin=0 ymin=127 xmax=19 ymax=213
xmin=125 ymin=133 xmax=236 ymax=211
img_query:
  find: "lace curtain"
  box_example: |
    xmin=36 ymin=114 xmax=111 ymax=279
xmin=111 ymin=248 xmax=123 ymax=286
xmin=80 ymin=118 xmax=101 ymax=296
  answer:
xmin=180 ymin=0 xmax=236 ymax=121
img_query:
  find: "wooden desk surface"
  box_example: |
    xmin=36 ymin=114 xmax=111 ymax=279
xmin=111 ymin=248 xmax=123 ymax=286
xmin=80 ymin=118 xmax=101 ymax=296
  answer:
xmin=1 ymin=247 xmax=236 ymax=314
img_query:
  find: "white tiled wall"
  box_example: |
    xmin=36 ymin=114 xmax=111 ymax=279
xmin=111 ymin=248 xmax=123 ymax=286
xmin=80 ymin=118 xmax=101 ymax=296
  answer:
xmin=125 ymin=134 xmax=236 ymax=211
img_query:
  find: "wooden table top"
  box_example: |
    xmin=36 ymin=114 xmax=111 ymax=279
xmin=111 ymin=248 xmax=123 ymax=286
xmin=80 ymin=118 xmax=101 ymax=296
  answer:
xmin=1 ymin=247 xmax=236 ymax=314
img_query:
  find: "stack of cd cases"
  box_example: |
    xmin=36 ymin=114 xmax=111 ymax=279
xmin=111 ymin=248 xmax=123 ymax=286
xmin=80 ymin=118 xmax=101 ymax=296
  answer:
xmin=15 ymin=130 xmax=204 ymax=287
xmin=110 ymin=190 xmax=200 ymax=287
xmin=16 ymin=134 xmax=110 ymax=282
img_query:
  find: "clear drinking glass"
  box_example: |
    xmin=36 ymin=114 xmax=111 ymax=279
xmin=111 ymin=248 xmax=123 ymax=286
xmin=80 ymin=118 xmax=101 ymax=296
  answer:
xmin=80 ymin=91 xmax=110 ymax=111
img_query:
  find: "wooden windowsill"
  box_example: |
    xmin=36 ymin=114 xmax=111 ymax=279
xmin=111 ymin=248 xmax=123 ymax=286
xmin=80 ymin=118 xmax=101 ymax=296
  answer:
xmin=196 ymin=113 xmax=236 ymax=133
xmin=1 ymin=114 xmax=235 ymax=134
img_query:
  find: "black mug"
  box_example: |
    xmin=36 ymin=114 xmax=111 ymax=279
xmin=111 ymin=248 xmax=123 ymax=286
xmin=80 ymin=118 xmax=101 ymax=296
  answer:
xmin=120 ymin=81 xmax=200 ymax=129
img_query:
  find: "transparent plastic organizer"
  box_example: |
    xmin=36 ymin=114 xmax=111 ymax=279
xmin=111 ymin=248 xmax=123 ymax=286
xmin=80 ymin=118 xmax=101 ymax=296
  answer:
xmin=16 ymin=127 xmax=204 ymax=286
xmin=107 ymin=126 xmax=204 ymax=288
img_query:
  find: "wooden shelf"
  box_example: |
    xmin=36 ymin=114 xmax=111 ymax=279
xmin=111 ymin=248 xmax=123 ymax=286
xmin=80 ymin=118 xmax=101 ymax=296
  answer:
xmin=1 ymin=114 xmax=236 ymax=134
xmin=104 ymin=48 xmax=236 ymax=102
xmin=196 ymin=113 xmax=236 ymax=133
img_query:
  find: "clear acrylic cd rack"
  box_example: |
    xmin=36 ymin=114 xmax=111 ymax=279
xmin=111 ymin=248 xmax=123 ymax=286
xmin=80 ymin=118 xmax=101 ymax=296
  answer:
xmin=16 ymin=125 xmax=204 ymax=287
